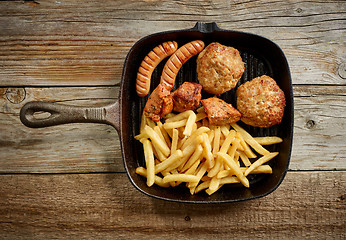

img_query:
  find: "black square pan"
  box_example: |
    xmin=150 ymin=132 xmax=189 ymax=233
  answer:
xmin=120 ymin=22 xmax=294 ymax=203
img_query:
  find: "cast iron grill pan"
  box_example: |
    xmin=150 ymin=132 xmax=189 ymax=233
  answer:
xmin=121 ymin=22 xmax=293 ymax=203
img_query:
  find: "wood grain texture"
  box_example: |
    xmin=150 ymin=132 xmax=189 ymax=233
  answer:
xmin=0 ymin=0 xmax=344 ymax=86
xmin=0 ymin=1 xmax=345 ymax=238
xmin=0 ymin=87 xmax=122 ymax=173
xmin=0 ymin=85 xmax=345 ymax=173
xmin=0 ymin=171 xmax=345 ymax=239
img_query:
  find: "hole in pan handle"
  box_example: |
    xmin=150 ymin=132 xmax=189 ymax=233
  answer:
xmin=19 ymin=100 xmax=120 ymax=132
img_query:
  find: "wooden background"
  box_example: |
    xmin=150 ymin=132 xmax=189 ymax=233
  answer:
xmin=0 ymin=0 xmax=345 ymax=239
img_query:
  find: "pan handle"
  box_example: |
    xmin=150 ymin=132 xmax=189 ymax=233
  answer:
xmin=20 ymin=100 xmax=120 ymax=132
xmin=192 ymin=22 xmax=220 ymax=33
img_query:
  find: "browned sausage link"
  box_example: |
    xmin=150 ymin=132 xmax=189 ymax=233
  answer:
xmin=160 ymin=40 xmax=205 ymax=91
xmin=136 ymin=41 xmax=178 ymax=97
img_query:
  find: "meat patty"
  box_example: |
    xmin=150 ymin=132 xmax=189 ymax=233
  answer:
xmin=201 ymin=97 xmax=241 ymax=126
xmin=172 ymin=82 xmax=202 ymax=112
xmin=196 ymin=42 xmax=245 ymax=95
xmin=236 ymin=75 xmax=286 ymax=128
xmin=144 ymin=83 xmax=173 ymax=122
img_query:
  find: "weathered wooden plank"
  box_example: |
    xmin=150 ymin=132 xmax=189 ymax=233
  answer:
xmin=0 ymin=171 xmax=345 ymax=239
xmin=0 ymin=0 xmax=344 ymax=86
xmin=292 ymin=85 xmax=346 ymax=170
xmin=0 ymin=85 xmax=345 ymax=173
xmin=0 ymin=87 xmax=122 ymax=173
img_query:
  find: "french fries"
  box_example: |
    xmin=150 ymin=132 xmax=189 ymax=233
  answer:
xmin=135 ymin=109 xmax=282 ymax=195
xmin=253 ymin=136 xmax=283 ymax=145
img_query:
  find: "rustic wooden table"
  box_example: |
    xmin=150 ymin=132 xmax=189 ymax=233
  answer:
xmin=0 ymin=0 xmax=345 ymax=239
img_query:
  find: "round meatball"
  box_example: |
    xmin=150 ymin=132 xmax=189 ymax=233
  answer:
xmin=196 ymin=42 xmax=245 ymax=95
xmin=236 ymin=75 xmax=286 ymax=128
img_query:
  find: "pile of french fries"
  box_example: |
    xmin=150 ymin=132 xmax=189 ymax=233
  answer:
xmin=134 ymin=107 xmax=282 ymax=195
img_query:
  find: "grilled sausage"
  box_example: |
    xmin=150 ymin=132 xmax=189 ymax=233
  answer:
xmin=136 ymin=41 xmax=178 ymax=97
xmin=160 ymin=40 xmax=205 ymax=91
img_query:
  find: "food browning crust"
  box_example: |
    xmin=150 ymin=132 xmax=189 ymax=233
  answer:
xmin=236 ymin=75 xmax=286 ymax=128
xmin=144 ymin=83 xmax=173 ymax=122
xmin=196 ymin=42 xmax=245 ymax=95
xmin=201 ymin=97 xmax=241 ymax=126
xmin=172 ymin=82 xmax=202 ymax=113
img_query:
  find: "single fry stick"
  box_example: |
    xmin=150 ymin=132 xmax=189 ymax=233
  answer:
xmin=183 ymin=111 xmax=197 ymax=136
xmin=163 ymin=174 xmax=199 ymax=183
xmin=208 ymin=129 xmax=215 ymax=143
xmin=239 ymin=151 xmax=252 ymax=167
xmin=254 ymin=136 xmax=283 ymax=145
xmin=163 ymin=119 xmax=187 ymax=129
xmin=156 ymin=121 xmax=171 ymax=148
xmin=142 ymin=139 xmax=155 ymax=187
xmin=220 ymin=125 xmax=230 ymax=137
xmin=171 ymin=128 xmax=179 ymax=154
xmin=154 ymin=126 xmax=168 ymax=147
xmin=217 ymin=152 xmax=249 ymax=188
xmin=231 ymin=123 xmax=270 ymax=156
xmin=201 ymin=133 xmax=215 ymax=168
xmin=235 ymin=133 xmax=245 ymax=151
xmin=219 ymin=130 xmax=236 ymax=153
xmin=227 ymin=138 xmax=240 ymax=160
xmin=140 ymin=111 xmax=147 ymax=133
xmin=217 ymin=169 xmax=231 ymax=179
xmin=234 ymin=151 xmax=240 ymax=166
xmin=213 ymin=126 xmax=221 ymax=155
xmin=206 ymin=183 xmax=223 ymax=195
xmin=244 ymin=152 xmax=279 ymax=176
xmin=220 ymin=176 xmax=240 ymax=184
xmin=241 ymin=165 xmax=272 ymax=174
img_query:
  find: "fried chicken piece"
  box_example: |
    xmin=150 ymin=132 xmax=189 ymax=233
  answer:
xmin=171 ymin=82 xmax=202 ymax=113
xmin=197 ymin=42 xmax=245 ymax=95
xmin=236 ymin=75 xmax=286 ymax=128
xmin=201 ymin=97 xmax=241 ymax=126
xmin=144 ymin=83 xmax=173 ymax=122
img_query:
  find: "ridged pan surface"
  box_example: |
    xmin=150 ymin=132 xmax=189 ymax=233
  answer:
xmin=119 ymin=22 xmax=293 ymax=203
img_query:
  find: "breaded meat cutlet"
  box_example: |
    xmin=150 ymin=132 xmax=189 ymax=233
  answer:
xmin=196 ymin=42 xmax=245 ymax=95
xmin=236 ymin=75 xmax=286 ymax=128
xmin=201 ymin=97 xmax=241 ymax=126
